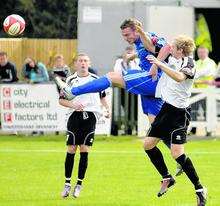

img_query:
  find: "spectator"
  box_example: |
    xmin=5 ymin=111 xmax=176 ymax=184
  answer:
xmin=113 ymin=46 xmax=140 ymax=73
xmin=194 ymin=46 xmax=216 ymax=88
xmin=191 ymin=46 xmax=217 ymax=135
xmin=22 ymin=57 xmax=49 ymax=83
xmin=49 ymin=54 xmax=71 ymax=81
xmin=0 ymin=51 xmax=18 ymax=83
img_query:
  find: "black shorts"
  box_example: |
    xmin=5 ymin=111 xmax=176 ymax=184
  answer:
xmin=66 ymin=111 xmax=96 ymax=146
xmin=148 ymin=102 xmax=191 ymax=146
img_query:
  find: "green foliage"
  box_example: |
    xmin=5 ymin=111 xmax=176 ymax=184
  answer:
xmin=0 ymin=135 xmax=219 ymax=205
xmin=0 ymin=0 xmax=78 ymax=38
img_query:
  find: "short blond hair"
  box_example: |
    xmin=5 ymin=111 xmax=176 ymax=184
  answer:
xmin=173 ymin=35 xmax=195 ymax=56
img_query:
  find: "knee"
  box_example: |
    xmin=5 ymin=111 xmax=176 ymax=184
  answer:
xmin=80 ymin=145 xmax=90 ymax=153
xmin=171 ymin=148 xmax=182 ymax=159
xmin=143 ymin=137 xmax=155 ymax=150
xmin=67 ymin=145 xmax=76 ymax=154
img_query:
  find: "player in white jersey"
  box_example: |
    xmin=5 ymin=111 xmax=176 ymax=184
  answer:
xmin=144 ymin=35 xmax=207 ymax=206
xmin=60 ymin=53 xmax=110 ymax=198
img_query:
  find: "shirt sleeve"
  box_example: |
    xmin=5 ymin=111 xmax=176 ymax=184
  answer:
xmin=180 ymin=57 xmax=195 ymax=79
xmin=148 ymin=32 xmax=167 ymax=54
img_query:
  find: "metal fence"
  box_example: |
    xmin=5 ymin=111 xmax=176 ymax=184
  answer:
xmin=111 ymin=88 xmax=138 ymax=135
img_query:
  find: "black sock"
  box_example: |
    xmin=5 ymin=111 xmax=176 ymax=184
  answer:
xmin=145 ymin=147 xmax=170 ymax=178
xmin=77 ymin=179 xmax=83 ymax=185
xmin=77 ymin=152 xmax=88 ymax=184
xmin=65 ymin=152 xmax=75 ymax=184
xmin=176 ymin=154 xmax=202 ymax=190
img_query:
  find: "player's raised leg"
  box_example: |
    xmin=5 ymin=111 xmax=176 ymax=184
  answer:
xmin=54 ymin=70 xmax=125 ymax=100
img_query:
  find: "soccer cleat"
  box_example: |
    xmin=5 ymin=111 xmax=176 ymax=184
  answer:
xmin=157 ymin=176 xmax=176 ymax=197
xmin=54 ymin=76 xmax=75 ymax=100
xmin=196 ymin=187 xmax=207 ymax=206
xmin=72 ymin=184 xmax=82 ymax=198
xmin=175 ymin=163 xmax=184 ymax=176
xmin=61 ymin=183 xmax=71 ymax=198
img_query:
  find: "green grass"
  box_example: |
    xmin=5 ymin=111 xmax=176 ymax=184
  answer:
xmin=0 ymin=135 xmax=219 ymax=206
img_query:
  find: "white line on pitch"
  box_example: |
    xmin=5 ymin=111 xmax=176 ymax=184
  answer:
xmin=0 ymin=149 xmax=219 ymax=154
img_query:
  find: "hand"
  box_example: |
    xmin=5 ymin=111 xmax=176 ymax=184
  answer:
xmin=146 ymin=55 xmax=160 ymax=65
xmin=134 ymin=24 xmax=144 ymax=34
xmin=123 ymin=53 xmax=135 ymax=63
xmin=104 ymin=109 xmax=111 ymax=118
xmin=72 ymin=101 xmax=84 ymax=111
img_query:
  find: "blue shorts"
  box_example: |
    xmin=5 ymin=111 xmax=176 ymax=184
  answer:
xmin=122 ymin=69 xmax=160 ymax=96
xmin=141 ymin=95 xmax=164 ymax=116
xmin=122 ymin=69 xmax=163 ymax=116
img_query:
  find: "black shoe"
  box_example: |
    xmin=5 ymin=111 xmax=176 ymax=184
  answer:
xmin=196 ymin=187 xmax=207 ymax=206
xmin=157 ymin=176 xmax=175 ymax=197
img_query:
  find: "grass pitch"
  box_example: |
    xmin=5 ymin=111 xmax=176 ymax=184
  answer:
xmin=0 ymin=135 xmax=219 ymax=206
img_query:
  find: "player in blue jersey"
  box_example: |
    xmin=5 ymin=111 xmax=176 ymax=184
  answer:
xmin=55 ymin=18 xmax=171 ymax=124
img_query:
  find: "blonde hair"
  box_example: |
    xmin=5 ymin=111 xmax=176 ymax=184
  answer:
xmin=173 ymin=35 xmax=196 ymax=56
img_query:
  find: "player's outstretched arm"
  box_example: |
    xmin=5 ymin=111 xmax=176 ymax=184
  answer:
xmin=135 ymin=25 xmax=155 ymax=53
xmin=147 ymin=55 xmax=186 ymax=82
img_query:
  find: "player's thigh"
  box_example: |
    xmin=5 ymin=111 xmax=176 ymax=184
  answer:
xmin=107 ymin=71 xmax=125 ymax=88
xmin=143 ymin=136 xmax=160 ymax=150
xmin=171 ymin=144 xmax=185 ymax=159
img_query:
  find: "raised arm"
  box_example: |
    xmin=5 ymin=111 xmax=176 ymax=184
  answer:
xmin=135 ymin=24 xmax=155 ymax=53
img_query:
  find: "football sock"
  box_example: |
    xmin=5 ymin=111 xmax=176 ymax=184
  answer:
xmin=176 ymin=154 xmax=202 ymax=190
xmin=78 ymin=152 xmax=88 ymax=182
xmin=145 ymin=147 xmax=170 ymax=178
xmin=65 ymin=152 xmax=75 ymax=184
xmin=71 ymin=76 xmax=111 ymax=95
xmin=77 ymin=179 xmax=83 ymax=186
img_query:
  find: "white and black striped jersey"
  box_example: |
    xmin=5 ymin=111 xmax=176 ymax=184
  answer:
xmin=156 ymin=56 xmax=195 ymax=108
xmin=65 ymin=72 xmax=106 ymax=113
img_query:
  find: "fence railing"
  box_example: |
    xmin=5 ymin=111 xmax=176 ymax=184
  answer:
xmin=111 ymin=88 xmax=138 ymax=135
